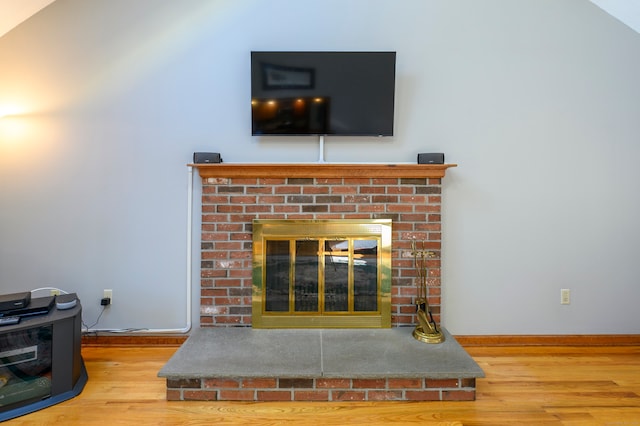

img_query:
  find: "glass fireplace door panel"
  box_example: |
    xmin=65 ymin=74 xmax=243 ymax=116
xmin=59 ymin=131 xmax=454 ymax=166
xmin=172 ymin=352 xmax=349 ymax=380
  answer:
xmin=324 ymin=240 xmax=349 ymax=312
xmin=353 ymin=239 xmax=379 ymax=311
xmin=294 ymin=240 xmax=319 ymax=312
xmin=264 ymin=240 xmax=291 ymax=312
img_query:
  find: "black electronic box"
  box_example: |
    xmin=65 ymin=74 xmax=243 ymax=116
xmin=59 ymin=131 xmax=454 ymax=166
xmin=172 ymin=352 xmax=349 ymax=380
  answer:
xmin=0 ymin=292 xmax=31 ymax=312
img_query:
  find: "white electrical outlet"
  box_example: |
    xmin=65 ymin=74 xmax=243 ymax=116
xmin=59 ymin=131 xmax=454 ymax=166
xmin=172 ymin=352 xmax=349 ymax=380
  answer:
xmin=103 ymin=289 xmax=113 ymax=305
xmin=560 ymin=288 xmax=570 ymax=305
xmin=50 ymin=289 xmax=60 ymax=296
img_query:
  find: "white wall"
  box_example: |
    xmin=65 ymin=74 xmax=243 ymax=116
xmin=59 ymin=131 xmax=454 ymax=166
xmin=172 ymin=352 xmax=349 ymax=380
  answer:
xmin=1 ymin=0 xmax=639 ymax=334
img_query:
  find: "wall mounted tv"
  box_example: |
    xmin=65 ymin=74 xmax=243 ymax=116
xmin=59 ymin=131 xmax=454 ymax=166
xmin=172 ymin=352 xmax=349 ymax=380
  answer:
xmin=251 ymin=51 xmax=396 ymax=137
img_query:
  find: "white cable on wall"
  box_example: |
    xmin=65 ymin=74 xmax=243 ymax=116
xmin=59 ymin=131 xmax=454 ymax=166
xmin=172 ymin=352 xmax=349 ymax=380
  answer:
xmin=128 ymin=165 xmax=193 ymax=334
xmin=122 ymin=165 xmax=194 ymax=334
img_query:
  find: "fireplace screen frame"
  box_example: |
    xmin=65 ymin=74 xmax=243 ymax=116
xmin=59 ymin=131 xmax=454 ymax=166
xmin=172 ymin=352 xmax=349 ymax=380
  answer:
xmin=252 ymin=219 xmax=392 ymax=328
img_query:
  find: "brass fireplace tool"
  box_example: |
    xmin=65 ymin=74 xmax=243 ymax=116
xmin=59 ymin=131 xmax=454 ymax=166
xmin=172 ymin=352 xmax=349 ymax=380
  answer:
xmin=411 ymin=240 xmax=445 ymax=344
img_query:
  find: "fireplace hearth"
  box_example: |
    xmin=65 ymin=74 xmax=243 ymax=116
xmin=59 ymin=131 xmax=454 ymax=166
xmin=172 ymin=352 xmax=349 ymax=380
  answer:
xmin=159 ymin=327 xmax=485 ymax=402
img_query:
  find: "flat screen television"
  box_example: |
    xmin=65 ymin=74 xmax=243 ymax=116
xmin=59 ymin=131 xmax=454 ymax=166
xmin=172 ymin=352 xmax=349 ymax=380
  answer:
xmin=251 ymin=51 xmax=396 ymax=137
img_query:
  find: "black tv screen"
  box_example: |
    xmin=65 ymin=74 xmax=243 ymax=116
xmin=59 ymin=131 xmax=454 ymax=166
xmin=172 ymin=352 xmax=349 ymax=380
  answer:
xmin=251 ymin=51 xmax=396 ymax=136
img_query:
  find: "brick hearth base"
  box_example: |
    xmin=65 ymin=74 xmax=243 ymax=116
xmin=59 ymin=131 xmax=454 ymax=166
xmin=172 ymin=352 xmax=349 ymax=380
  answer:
xmin=167 ymin=376 xmax=476 ymax=402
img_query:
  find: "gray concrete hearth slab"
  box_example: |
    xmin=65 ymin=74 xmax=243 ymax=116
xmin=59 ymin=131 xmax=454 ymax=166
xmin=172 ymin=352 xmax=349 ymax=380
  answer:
xmin=321 ymin=327 xmax=483 ymax=378
xmin=158 ymin=327 xmax=484 ymax=380
xmin=159 ymin=328 xmax=322 ymax=378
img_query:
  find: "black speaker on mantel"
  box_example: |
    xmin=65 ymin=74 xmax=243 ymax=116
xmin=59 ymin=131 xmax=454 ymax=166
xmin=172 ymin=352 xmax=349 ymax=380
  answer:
xmin=417 ymin=153 xmax=445 ymax=164
xmin=193 ymin=152 xmax=222 ymax=164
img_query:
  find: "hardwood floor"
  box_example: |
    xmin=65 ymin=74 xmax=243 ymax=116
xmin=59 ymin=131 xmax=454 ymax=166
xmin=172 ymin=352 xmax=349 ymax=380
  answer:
xmin=4 ymin=344 xmax=640 ymax=425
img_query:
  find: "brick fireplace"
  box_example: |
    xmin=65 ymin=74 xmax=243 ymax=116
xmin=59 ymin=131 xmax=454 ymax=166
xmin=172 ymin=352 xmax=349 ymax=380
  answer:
xmin=160 ymin=162 xmax=486 ymax=403
xmin=195 ymin=163 xmax=456 ymax=328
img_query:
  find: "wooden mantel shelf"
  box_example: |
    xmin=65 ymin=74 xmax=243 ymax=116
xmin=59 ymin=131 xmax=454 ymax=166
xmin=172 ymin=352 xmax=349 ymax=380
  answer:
xmin=190 ymin=163 xmax=457 ymax=179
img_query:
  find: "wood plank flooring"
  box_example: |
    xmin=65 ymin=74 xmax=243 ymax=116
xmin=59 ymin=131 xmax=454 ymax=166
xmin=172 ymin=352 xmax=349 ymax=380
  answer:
xmin=4 ymin=344 xmax=640 ymax=425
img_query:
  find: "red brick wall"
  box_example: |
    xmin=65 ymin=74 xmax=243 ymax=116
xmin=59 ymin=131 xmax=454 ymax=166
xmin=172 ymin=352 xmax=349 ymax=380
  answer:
xmin=199 ymin=176 xmax=443 ymax=327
